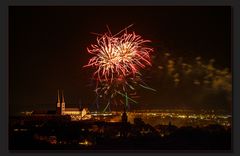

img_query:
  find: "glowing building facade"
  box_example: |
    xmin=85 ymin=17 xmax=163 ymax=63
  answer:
xmin=56 ymin=90 xmax=91 ymax=119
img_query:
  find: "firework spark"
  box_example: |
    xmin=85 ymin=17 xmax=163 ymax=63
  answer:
xmin=84 ymin=25 xmax=154 ymax=111
xmin=84 ymin=26 xmax=153 ymax=83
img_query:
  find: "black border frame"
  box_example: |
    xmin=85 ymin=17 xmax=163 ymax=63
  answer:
xmin=1 ymin=0 xmax=239 ymax=156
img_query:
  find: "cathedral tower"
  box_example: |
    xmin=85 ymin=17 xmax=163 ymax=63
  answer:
xmin=56 ymin=89 xmax=61 ymax=115
xmin=61 ymin=90 xmax=65 ymax=115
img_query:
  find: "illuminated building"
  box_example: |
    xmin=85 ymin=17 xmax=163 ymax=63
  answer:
xmin=57 ymin=90 xmax=92 ymax=119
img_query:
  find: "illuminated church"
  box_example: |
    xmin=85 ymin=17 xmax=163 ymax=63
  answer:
xmin=56 ymin=90 xmax=91 ymax=119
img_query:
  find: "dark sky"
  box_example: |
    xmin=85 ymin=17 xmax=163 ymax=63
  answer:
xmin=9 ymin=6 xmax=231 ymax=115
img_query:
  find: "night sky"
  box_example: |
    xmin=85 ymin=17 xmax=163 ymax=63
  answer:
xmin=9 ymin=6 xmax=231 ymax=115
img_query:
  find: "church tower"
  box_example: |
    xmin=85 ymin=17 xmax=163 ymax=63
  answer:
xmin=61 ymin=90 xmax=65 ymax=115
xmin=120 ymin=107 xmax=128 ymax=138
xmin=56 ymin=89 xmax=61 ymax=115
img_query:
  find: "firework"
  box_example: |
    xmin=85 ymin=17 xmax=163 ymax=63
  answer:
xmin=84 ymin=25 xmax=155 ymax=111
xmin=84 ymin=26 xmax=153 ymax=83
